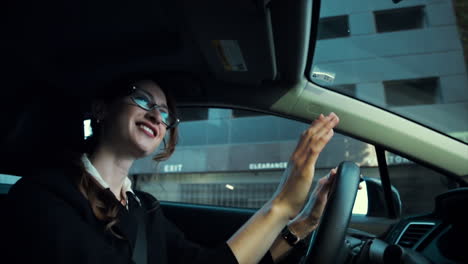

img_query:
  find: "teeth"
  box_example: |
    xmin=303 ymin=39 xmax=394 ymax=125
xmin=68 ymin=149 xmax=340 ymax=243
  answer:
xmin=139 ymin=124 xmax=155 ymax=136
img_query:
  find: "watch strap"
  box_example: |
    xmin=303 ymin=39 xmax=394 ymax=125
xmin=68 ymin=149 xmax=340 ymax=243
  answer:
xmin=281 ymin=226 xmax=301 ymax=247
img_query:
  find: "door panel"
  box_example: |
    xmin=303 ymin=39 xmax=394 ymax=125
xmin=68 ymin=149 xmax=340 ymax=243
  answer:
xmin=161 ymin=201 xmax=396 ymax=248
xmin=161 ymin=201 xmax=255 ymax=246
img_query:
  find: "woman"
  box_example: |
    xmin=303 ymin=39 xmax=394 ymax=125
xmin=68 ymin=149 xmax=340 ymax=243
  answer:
xmin=4 ymin=77 xmax=342 ymax=264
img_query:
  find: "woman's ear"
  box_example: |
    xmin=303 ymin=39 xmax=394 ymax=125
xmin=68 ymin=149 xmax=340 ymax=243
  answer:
xmin=91 ymin=101 xmax=107 ymax=122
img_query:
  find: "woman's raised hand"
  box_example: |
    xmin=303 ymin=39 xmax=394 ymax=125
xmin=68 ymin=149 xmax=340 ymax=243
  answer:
xmin=226 ymin=113 xmax=339 ymax=263
xmin=272 ymin=113 xmax=339 ymax=220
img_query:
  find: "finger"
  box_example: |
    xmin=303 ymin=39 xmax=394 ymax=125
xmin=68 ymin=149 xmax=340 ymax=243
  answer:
xmin=311 ymin=113 xmax=325 ymax=125
xmin=325 ymin=168 xmax=337 ymax=185
xmin=310 ymin=128 xmax=335 ymax=158
xmin=301 ymin=128 xmax=334 ymax=168
xmin=304 ymin=129 xmax=334 ymax=167
xmin=317 ymin=175 xmax=329 ymax=186
xmin=293 ymin=114 xmax=325 ymax=155
xmin=291 ymin=113 xmax=338 ymax=164
xmin=303 ymin=118 xmax=338 ymax=159
xmin=310 ymin=113 xmax=337 ymax=134
xmin=305 ymin=114 xmax=325 ymax=134
xmin=303 ymin=113 xmax=335 ymax=141
xmin=312 ymin=113 xmax=340 ymax=140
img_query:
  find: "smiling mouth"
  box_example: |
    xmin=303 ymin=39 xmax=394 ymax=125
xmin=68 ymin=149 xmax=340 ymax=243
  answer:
xmin=137 ymin=123 xmax=156 ymax=137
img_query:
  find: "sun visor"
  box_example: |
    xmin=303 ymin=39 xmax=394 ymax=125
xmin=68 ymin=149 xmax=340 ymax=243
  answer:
xmin=183 ymin=0 xmax=277 ymax=85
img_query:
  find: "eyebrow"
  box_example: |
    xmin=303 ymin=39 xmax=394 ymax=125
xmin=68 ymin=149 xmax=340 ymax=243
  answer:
xmin=139 ymin=88 xmax=169 ymax=110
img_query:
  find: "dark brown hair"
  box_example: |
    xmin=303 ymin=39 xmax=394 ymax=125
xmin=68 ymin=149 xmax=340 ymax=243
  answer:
xmin=77 ymin=73 xmax=179 ymax=238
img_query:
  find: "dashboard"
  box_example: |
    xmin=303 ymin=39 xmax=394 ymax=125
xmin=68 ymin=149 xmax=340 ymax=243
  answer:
xmin=347 ymin=188 xmax=468 ymax=264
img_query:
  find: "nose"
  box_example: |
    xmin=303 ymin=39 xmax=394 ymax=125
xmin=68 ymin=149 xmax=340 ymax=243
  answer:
xmin=144 ymin=109 xmax=162 ymax=125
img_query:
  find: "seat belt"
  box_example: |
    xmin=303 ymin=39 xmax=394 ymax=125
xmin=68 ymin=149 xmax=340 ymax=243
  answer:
xmin=132 ymin=195 xmax=147 ymax=264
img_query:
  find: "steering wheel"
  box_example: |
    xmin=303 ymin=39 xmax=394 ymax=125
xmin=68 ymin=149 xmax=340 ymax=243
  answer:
xmin=303 ymin=161 xmax=361 ymax=264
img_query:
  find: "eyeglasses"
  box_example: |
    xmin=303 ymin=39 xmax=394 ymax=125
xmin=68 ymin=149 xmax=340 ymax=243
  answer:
xmin=129 ymin=86 xmax=180 ymax=129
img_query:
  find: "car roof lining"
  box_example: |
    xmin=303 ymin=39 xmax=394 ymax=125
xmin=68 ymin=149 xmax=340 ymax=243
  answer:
xmin=4 ymin=0 xmax=313 ymax=102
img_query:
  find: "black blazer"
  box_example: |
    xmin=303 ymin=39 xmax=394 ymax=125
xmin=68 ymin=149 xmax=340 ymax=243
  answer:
xmin=2 ymin=165 xmax=274 ymax=264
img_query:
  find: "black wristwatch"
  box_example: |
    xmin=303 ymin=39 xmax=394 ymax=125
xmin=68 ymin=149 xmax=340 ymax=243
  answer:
xmin=281 ymin=226 xmax=301 ymax=247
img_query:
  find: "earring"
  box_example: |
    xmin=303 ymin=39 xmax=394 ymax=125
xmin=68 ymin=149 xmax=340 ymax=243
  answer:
xmin=96 ymin=118 xmax=101 ymax=124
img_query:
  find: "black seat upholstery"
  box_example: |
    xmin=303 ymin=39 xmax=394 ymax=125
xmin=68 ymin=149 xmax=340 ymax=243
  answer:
xmin=0 ymin=93 xmax=85 ymax=178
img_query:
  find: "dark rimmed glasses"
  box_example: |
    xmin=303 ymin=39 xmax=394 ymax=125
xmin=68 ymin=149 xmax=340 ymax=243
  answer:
xmin=129 ymin=86 xmax=180 ymax=129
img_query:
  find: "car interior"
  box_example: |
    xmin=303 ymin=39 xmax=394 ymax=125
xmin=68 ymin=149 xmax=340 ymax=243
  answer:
xmin=2 ymin=0 xmax=468 ymax=263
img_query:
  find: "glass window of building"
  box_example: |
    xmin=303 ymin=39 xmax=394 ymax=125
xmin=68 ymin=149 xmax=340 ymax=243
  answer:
xmin=317 ymin=15 xmax=350 ymax=40
xmin=311 ymin=0 xmax=468 ymax=144
xmin=374 ymin=6 xmax=425 ymax=33
xmin=329 ymin=84 xmax=357 ymax=97
xmin=384 ymin=77 xmax=441 ymax=106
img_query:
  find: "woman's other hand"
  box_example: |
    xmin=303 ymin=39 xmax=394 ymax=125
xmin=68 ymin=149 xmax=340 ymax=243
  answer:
xmin=288 ymin=168 xmax=337 ymax=238
xmin=272 ymin=113 xmax=339 ymax=220
xmin=288 ymin=168 xmax=363 ymax=238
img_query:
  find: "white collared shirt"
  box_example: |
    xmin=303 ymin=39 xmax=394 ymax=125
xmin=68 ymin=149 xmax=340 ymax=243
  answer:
xmin=81 ymin=154 xmax=135 ymax=209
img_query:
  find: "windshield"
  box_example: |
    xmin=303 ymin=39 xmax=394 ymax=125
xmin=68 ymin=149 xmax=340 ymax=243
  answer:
xmin=310 ymin=0 xmax=468 ymax=143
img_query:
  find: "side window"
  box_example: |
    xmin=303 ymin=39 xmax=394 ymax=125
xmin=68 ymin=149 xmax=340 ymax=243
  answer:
xmin=385 ymin=151 xmax=453 ymax=217
xmin=0 ymin=174 xmax=21 ymax=194
xmin=130 ymin=108 xmax=379 ymax=215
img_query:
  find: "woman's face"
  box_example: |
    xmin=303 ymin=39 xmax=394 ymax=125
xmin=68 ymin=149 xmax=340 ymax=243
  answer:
xmin=100 ymin=80 xmax=169 ymax=158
